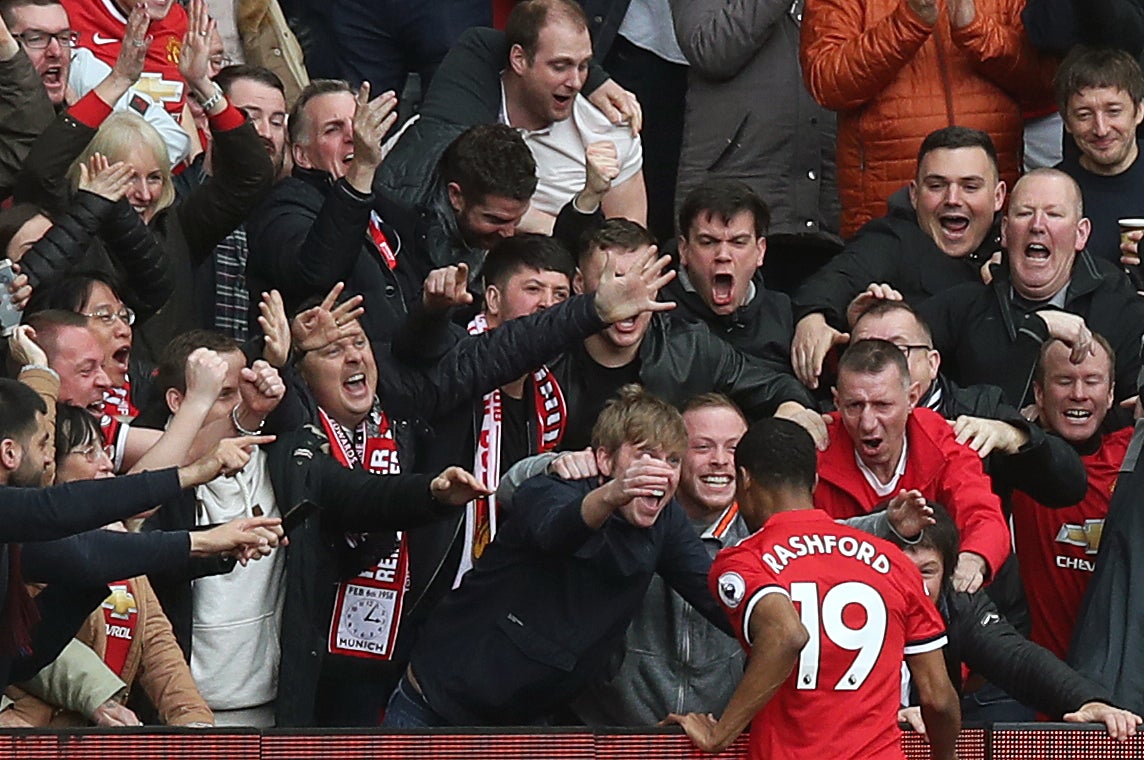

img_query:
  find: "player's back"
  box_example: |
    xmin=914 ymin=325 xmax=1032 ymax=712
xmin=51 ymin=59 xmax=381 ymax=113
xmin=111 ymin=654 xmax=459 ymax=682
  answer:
xmin=712 ymin=509 xmax=946 ymax=760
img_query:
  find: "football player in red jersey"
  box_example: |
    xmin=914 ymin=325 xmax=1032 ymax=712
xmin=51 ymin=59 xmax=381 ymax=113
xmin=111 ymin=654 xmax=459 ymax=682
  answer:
xmin=666 ymin=418 xmax=960 ymax=760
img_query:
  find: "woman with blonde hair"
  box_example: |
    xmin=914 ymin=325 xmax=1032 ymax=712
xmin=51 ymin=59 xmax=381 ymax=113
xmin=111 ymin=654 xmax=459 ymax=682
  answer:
xmin=15 ymin=0 xmax=275 ymax=361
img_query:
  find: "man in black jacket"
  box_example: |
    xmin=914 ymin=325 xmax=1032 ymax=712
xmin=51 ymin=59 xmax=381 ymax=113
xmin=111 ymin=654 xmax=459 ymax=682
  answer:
xmin=664 ymin=179 xmax=796 ymax=376
xmin=245 ymin=79 xmax=416 ymax=344
xmin=559 ymin=219 xmax=822 ymax=451
xmin=384 ymin=385 xmax=730 ymax=727
xmin=919 ymin=168 xmax=1144 ymax=410
xmin=889 ymin=505 xmax=1140 ymax=741
xmin=143 ymin=330 xmax=487 ymax=727
xmin=791 ymin=126 xmax=1005 ymax=390
xmin=286 ymin=242 xmax=670 ymax=725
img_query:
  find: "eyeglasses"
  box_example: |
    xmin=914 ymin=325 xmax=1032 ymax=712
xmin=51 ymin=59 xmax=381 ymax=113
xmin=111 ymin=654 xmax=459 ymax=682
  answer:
xmin=67 ymin=443 xmax=114 ymax=463
xmin=894 ymin=343 xmax=932 ymax=356
xmin=82 ymin=307 xmax=135 ymax=327
xmin=208 ymin=54 xmax=234 ymax=69
xmin=15 ymin=30 xmax=80 ymax=49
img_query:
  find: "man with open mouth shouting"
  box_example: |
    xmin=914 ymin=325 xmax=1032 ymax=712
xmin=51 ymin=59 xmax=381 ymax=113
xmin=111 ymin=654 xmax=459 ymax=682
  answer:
xmin=919 ymin=168 xmax=1144 ymax=412
xmin=814 ymin=339 xmax=1010 ymax=595
xmin=382 ymin=385 xmax=733 ymax=728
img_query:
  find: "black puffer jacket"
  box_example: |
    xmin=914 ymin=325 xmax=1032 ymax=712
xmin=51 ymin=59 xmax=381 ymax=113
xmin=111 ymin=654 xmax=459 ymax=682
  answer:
xmin=19 ymin=189 xmax=173 ymax=322
xmin=15 ymin=106 xmax=274 ymax=358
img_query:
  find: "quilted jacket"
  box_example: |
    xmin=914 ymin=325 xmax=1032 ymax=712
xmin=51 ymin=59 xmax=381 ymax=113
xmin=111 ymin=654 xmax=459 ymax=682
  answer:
xmin=801 ymin=0 xmax=1054 ymax=237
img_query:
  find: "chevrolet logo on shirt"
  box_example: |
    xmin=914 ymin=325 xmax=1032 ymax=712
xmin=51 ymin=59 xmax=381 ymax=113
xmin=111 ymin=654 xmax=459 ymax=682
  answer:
xmin=1055 ymin=519 xmax=1104 ymax=555
xmin=133 ymin=72 xmax=184 ymax=104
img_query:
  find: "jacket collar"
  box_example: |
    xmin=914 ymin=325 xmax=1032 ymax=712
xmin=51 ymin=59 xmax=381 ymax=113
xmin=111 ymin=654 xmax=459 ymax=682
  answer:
xmin=990 ymin=248 xmax=1104 ymax=337
xmin=291 ymin=165 xmax=337 ymax=191
xmin=818 ymin=409 xmax=947 ymax=494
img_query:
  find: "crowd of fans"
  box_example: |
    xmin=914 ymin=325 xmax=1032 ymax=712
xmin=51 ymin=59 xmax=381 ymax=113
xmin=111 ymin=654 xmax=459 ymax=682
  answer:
xmin=0 ymin=0 xmax=1141 ymax=748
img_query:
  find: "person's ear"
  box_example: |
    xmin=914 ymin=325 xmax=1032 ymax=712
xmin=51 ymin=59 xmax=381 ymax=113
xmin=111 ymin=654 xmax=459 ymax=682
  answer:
xmin=993 ymin=180 xmax=1006 ymax=213
xmin=446 ymin=182 xmax=466 ymax=215
xmin=0 ymin=438 xmax=21 ymax=471
xmin=509 ymin=43 xmax=529 ymax=76
xmin=165 ymin=388 xmax=184 ymax=416
xmin=485 ymin=284 xmax=502 ymax=318
xmin=291 ymin=141 xmax=312 ymax=169
xmin=595 ymin=447 xmax=614 ymax=477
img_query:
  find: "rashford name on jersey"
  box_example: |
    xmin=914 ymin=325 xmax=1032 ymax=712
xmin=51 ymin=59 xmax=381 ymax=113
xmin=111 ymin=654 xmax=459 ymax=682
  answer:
xmin=759 ymin=533 xmax=893 ymax=576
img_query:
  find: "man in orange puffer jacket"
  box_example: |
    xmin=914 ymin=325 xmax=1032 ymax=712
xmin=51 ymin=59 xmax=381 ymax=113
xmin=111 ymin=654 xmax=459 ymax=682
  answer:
xmin=801 ymin=0 xmax=1056 ymax=237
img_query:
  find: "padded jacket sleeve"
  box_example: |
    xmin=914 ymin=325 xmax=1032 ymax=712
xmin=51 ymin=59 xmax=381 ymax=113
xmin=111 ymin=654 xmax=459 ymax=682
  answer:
xmin=950 ymin=589 xmax=1112 ymax=717
xmin=800 ymin=0 xmax=933 ymax=111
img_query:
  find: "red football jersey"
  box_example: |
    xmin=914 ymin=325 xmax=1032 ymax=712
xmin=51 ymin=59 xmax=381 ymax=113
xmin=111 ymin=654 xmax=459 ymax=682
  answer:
xmin=1012 ymin=427 xmax=1131 ymax=659
xmin=63 ymin=0 xmax=189 ymax=114
xmin=711 ymin=509 xmax=947 ymax=760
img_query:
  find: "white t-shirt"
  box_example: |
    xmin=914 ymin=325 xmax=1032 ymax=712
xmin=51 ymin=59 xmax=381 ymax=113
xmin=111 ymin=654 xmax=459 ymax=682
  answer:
xmin=501 ymin=86 xmax=643 ymax=217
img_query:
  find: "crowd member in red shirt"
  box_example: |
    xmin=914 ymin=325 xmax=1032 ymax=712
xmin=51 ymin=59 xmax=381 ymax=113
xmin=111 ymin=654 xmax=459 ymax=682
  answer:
xmin=1013 ymin=335 xmax=1130 ymax=659
xmin=816 ymin=339 xmax=1010 ymax=592
xmin=667 ymin=417 xmax=959 ymax=760
xmin=60 ymin=0 xmax=188 ymax=116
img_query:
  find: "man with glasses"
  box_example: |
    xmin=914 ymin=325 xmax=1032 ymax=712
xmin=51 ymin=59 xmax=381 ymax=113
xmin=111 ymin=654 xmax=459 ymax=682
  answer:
xmin=815 ymin=339 xmax=1010 ymax=594
xmin=0 ymin=0 xmax=189 ymax=172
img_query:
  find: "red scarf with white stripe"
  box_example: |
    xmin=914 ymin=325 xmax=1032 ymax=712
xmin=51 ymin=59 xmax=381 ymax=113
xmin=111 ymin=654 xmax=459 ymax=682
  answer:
xmin=455 ymin=313 xmax=567 ymax=582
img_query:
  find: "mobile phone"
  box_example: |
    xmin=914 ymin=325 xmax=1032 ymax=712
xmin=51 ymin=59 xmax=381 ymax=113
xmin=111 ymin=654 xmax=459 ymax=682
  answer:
xmin=0 ymin=259 xmax=21 ymax=337
xmin=282 ymin=500 xmax=319 ymax=533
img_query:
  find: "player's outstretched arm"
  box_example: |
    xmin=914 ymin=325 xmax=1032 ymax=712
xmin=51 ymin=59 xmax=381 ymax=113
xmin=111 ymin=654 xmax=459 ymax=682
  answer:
xmin=906 ymin=648 xmax=961 ymax=760
xmin=663 ymin=593 xmax=808 ymax=753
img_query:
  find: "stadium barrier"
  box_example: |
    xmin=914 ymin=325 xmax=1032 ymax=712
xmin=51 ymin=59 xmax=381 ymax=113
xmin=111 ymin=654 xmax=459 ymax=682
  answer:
xmin=0 ymin=723 xmax=1137 ymax=759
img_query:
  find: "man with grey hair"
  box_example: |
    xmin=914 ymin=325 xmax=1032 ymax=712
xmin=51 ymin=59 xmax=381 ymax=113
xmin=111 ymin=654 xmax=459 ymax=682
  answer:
xmin=919 ymin=168 xmax=1144 ymax=410
xmin=244 ymin=79 xmax=414 ymax=343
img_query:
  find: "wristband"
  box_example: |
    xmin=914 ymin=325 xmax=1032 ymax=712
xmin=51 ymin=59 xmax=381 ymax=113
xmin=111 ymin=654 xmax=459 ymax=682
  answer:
xmin=192 ymin=82 xmax=224 ymax=112
xmin=231 ymin=404 xmax=265 ymax=436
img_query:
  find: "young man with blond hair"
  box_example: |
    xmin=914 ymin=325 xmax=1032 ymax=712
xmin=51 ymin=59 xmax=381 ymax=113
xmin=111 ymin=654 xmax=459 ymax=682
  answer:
xmin=384 ymin=385 xmax=733 ymax=727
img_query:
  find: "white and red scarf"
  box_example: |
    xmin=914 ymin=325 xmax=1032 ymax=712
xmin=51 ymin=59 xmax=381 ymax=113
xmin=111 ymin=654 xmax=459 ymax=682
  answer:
xmin=454 ymin=313 xmax=567 ymax=585
xmin=321 ymin=403 xmax=409 ymax=661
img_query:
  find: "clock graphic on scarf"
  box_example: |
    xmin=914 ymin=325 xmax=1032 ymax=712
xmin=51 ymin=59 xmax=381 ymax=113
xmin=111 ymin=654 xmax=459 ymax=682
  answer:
xmin=342 ymin=594 xmax=396 ymax=643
